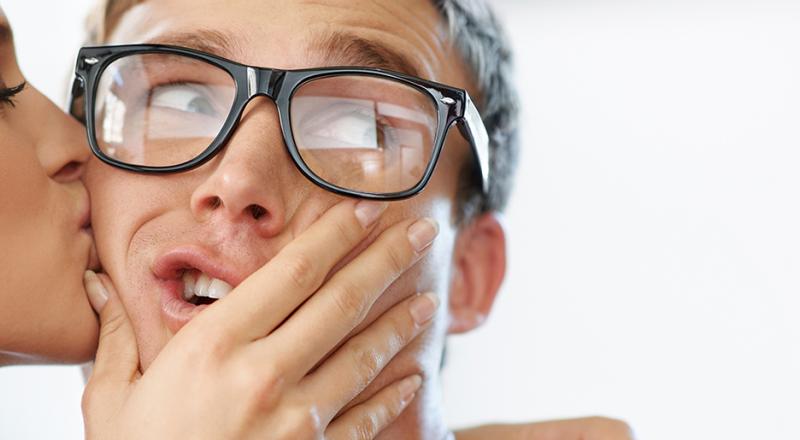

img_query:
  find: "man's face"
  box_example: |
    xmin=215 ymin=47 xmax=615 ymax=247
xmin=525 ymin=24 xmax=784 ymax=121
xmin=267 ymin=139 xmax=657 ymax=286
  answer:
xmin=87 ymin=0 xmax=475 ymax=390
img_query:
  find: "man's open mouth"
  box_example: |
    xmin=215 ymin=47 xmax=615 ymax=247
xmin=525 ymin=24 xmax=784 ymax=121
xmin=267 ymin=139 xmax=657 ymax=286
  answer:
xmin=180 ymin=270 xmax=234 ymax=305
xmin=153 ymin=246 xmax=250 ymax=333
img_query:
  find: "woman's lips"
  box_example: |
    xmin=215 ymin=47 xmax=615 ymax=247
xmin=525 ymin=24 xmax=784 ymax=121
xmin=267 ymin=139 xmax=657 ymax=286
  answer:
xmin=77 ymin=185 xmax=100 ymax=270
xmin=79 ymin=204 xmax=91 ymax=230
xmin=86 ymin=230 xmax=101 ymax=271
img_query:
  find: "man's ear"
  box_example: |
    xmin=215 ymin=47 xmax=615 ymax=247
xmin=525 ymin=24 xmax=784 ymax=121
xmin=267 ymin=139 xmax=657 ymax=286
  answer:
xmin=447 ymin=212 xmax=506 ymax=334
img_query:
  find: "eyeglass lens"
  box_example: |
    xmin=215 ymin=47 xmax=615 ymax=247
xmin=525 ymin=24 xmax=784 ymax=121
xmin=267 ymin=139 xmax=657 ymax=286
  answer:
xmin=93 ymin=53 xmax=440 ymax=194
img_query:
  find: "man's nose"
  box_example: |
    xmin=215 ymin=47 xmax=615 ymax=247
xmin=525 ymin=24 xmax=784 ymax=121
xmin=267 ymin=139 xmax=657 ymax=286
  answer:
xmin=190 ymin=99 xmax=291 ymax=238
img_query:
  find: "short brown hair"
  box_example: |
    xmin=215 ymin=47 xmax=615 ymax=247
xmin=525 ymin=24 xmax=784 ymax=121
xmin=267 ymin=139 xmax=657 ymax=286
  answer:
xmin=86 ymin=0 xmax=139 ymax=44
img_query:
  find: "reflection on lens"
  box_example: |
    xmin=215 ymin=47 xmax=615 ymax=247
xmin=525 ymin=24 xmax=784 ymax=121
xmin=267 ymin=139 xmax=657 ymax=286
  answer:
xmin=291 ymin=75 xmax=437 ymax=194
xmin=93 ymin=53 xmax=236 ymax=167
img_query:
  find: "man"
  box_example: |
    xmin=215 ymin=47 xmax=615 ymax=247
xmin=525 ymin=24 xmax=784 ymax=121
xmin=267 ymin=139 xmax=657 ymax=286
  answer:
xmin=81 ymin=0 xmax=632 ymax=438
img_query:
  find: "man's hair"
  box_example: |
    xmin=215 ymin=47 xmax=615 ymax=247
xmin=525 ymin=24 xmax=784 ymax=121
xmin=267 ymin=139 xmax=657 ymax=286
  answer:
xmin=87 ymin=0 xmax=519 ymax=222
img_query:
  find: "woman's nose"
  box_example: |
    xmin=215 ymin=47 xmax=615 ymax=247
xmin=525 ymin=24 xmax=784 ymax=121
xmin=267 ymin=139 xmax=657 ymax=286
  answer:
xmin=31 ymin=85 xmax=92 ymax=182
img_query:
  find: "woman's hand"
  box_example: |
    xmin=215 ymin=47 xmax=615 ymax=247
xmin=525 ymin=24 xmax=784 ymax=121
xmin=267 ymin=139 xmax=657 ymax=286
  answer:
xmin=455 ymin=417 xmax=635 ymax=440
xmin=82 ymin=200 xmax=440 ymax=440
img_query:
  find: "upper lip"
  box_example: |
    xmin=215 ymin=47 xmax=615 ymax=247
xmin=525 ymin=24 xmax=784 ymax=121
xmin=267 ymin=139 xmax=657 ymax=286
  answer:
xmin=152 ymin=246 xmax=248 ymax=288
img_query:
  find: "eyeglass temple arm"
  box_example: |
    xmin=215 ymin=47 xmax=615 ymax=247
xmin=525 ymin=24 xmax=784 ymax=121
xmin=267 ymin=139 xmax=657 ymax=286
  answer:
xmin=68 ymin=75 xmax=86 ymax=122
xmin=458 ymin=94 xmax=490 ymax=194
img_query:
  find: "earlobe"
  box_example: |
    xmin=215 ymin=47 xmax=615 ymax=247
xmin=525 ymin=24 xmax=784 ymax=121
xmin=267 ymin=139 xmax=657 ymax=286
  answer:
xmin=447 ymin=212 xmax=507 ymax=334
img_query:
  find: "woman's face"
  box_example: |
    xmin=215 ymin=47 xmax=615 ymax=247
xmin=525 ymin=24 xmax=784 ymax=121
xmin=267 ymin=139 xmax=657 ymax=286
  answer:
xmin=0 ymin=11 xmax=99 ymax=365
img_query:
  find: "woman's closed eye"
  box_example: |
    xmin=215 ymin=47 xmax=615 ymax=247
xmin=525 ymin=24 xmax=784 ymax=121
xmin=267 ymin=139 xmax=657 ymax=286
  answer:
xmin=0 ymin=81 xmax=25 ymax=110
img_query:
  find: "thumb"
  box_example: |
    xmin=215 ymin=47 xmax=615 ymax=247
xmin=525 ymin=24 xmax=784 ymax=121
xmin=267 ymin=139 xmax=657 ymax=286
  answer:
xmin=84 ymin=271 xmax=141 ymax=385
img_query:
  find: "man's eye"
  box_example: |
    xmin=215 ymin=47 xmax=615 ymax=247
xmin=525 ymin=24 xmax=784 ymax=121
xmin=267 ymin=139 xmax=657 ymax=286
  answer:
xmin=150 ymin=84 xmax=218 ymax=116
xmin=309 ymin=111 xmax=378 ymax=148
xmin=298 ymin=102 xmax=399 ymax=150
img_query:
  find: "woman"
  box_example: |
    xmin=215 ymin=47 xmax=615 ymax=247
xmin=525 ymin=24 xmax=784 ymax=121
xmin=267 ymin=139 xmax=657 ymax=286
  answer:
xmin=0 ymin=12 xmax=99 ymax=366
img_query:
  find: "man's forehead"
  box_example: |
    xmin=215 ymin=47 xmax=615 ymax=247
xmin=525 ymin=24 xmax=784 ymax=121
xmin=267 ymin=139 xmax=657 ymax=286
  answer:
xmin=110 ymin=0 xmax=451 ymax=80
xmin=143 ymin=28 xmax=423 ymax=78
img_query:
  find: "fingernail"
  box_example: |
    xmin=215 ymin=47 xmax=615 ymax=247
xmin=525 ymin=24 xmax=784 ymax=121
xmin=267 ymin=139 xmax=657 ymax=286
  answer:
xmin=84 ymin=270 xmax=109 ymax=313
xmin=407 ymin=218 xmax=439 ymax=252
xmin=354 ymin=201 xmax=388 ymax=228
xmin=409 ymin=292 xmax=440 ymax=325
xmin=398 ymin=374 xmax=422 ymax=404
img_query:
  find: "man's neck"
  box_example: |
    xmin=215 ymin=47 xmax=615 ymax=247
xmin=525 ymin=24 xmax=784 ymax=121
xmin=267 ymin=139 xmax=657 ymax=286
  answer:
xmin=375 ymin=376 xmax=451 ymax=440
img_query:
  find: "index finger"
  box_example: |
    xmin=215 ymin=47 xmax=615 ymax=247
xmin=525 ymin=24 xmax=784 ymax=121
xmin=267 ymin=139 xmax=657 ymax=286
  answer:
xmin=201 ymin=199 xmax=387 ymax=342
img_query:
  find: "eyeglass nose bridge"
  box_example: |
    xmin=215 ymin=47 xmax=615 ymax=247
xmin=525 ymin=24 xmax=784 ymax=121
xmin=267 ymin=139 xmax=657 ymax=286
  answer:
xmin=246 ymin=66 xmax=286 ymax=100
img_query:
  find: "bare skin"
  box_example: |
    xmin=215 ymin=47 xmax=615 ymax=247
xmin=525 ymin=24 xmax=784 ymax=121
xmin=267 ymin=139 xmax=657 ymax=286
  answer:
xmin=85 ymin=1 xmax=634 ymax=438
xmin=89 ymin=2 xmax=504 ymax=439
xmin=1 ymin=2 xmax=633 ymax=438
xmin=0 ymin=9 xmax=99 ymax=366
xmin=83 ymin=200 xmax=445 ymax=439
xmin=0 ymin=10 xmax=433 ymax=439
xmin=456 ymin=418 xmax=635 ymax=440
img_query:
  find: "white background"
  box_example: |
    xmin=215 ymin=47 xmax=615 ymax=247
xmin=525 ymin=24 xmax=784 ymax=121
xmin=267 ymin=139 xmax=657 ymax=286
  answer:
xmin=3 ymin=1 xmax=800 ymax=439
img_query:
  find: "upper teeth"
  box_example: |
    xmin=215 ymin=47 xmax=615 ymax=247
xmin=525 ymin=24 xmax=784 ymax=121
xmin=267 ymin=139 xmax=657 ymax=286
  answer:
xmin=183 ymin=271 xmax=233 ymax=301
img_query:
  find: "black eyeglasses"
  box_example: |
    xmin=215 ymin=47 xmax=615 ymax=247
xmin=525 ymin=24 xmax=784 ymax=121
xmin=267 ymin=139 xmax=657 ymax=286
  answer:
xmin=70 ymin=44 xmax=489 ymax=200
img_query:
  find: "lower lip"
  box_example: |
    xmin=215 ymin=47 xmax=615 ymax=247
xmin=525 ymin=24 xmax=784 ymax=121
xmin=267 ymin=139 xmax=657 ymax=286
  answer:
xmin=159 ymin=278 xmax=209 ymax=334
xmin=82 ymin=227 xmax=101 ymax=271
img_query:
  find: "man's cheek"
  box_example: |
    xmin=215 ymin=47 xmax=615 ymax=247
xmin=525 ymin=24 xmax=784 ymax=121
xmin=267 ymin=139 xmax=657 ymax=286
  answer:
xmin=85 ymin=174 xmax=168 ymax=369
xmin=120 ymin=275 xmax=172 ymax=371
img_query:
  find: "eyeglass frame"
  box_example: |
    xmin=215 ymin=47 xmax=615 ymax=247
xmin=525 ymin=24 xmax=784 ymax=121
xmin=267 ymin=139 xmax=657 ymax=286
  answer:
xmin=69 ymin=44 xmax=490 ymax=200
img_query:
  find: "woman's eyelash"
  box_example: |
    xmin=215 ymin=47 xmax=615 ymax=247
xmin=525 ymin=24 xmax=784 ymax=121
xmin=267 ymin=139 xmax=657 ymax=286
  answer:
xmin=0 ymin=82 xmax=26 ymax=107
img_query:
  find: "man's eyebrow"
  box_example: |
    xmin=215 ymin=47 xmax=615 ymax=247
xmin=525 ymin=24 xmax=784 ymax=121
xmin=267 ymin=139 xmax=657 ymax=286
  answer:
xmin=145 ymin=29 xmax=242 ymax=59
xmin=144 ymin=29 xmax=423 ymax=78
xmin=310 ymin=32 xmax=422 ymax=78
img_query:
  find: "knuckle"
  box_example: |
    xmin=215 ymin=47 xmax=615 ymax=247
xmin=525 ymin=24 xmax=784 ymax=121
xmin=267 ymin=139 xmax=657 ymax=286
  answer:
xmin=334 ymin=216 xmax=359 ymax=245
xmin=383 ymin=243 xmax=410 ymax=275
xmin=385 ymin=391 xmax=406 ymax=418
xmin=283 ymin=404 xmax=323 ymax=440
xmin=350 ymin=340 xmax=383 ymax=386
xmin=179 ymin=332 xmax=223 ymax=367
xmin=206 ymin=332 xmax=234 ymax=360
xmin=331 ymin=281 xmax=368 ymax=321
xmin=353 ymin=411 xmax=382 ymax=440
xmin=188 ymin=324 xmax=232 ymax=361
xmin=284 ymin=253 xmax=317 ymax=290
xmin=382 ymin=314 xmax=409 ymax=350
xmin=237 ymin=362 xmax=286 ymax=413
xmin=98 ymin=311 xmax=127 ymax=340
xmin=365 ymin=313 xmax=408 ymax=356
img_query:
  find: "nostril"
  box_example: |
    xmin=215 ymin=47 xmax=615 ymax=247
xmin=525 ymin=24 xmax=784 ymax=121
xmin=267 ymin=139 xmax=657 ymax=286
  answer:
xmin=51 ymin=161 xmax=84 ymax=183
xmin=248 ymin=204 xmax=268 ymax=220
xmin=209 ymin=196 xmax=222 ymax=210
